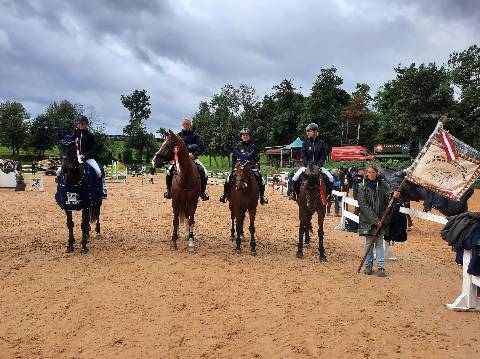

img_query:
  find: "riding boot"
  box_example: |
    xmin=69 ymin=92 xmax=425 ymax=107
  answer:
xmin=164 ymin=171 xmax=173 ymax=199
xmin=200 ymin=174 xmax=209 ymax=201
xmin=219 ymin=181 xmax=230 ymax=203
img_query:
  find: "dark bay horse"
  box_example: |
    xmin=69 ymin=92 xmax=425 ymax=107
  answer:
xmin=55 ymin=134 xmax=102 ymax=254
xmin=152 ymin=130 xmax=200 ymax=251
xmin=296 ymin=162 xmax=327 ymax=261
xmin=229 ymin=160 xmax=259 ymax=256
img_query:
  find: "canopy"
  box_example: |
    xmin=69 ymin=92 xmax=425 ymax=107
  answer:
xmin=284 ymin=137 xmax=303 ymax=149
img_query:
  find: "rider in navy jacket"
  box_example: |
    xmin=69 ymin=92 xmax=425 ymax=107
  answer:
xmin=178 ymin=128 xmax=206 ymax=158
xmin=220 ymin=128 xmax=268 ymax=205
xmin=301 ymin=136 xmax=328 ymax=168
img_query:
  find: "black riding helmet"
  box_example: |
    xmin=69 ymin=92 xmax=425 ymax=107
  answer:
xmin=305 ymin=123 xmax=318 ymax=131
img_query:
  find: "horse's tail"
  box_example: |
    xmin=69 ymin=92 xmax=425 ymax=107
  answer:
xmin=89 ymin=200 xmax=101 ymax=223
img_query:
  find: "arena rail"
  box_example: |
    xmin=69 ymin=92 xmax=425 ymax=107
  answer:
xmin=331 ymin=190 xmax=480 ymax=312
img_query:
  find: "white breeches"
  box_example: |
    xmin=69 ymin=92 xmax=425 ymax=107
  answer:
xmin=85 ymin=159 xmax=102 ymax=177
xmin=292 ymin=166 xmax=333 ymax=182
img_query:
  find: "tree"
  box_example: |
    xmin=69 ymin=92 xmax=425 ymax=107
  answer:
xmin=448 ymin=44 xmax=480 ymax=148
xmin=374 ymin=63 xmax=454 ymax=151
xmin=28 ymin=114 xmax=57 ymax=157
xmin=341 ymin=83 xmax=372 ymax=145
xmin=301 ymin=67 xmax=351 ymax=146
xmin=120 ymin=89 xmax=152 ymax=163
xmin=0 ymin=101 xmax=30 ymax=155
xmin=45 ymin=100 xmax=78 ymax=133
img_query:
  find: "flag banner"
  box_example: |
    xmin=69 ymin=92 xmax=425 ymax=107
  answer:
xmin=405 ymin=121 xmax=480 ymax=201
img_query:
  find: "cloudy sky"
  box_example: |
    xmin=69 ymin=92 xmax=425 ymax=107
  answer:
xmin=0 ymin=0 xmax=478 ymax=134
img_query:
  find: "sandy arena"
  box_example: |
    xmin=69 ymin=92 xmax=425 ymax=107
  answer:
xmin=1 ymin=174 xmax=479 ymax=358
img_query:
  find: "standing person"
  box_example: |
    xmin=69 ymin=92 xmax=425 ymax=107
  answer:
xmin=219 ymin=128 xmax=268 ymax=205
xmin=357 ymin=165 xmax=400 ymax=277
xmin=149 ymin=166 xmax=156 ymax=184
xmin=31 ymin=161 xmax=36 ymax=175
xmin=287 ymin=123 xmax=332 ymax=200
xmin=164 ymin=117 xmax=209 ymax=201
xmin=327 ymin=169 xmax=341 ymax=216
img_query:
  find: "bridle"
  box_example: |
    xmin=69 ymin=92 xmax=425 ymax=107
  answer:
xmin=235 ymin=160 xmax=252 ymax=191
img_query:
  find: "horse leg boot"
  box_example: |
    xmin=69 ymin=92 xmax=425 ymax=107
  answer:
xmin=304 ymin=212 xmax=312 ymax=248
xmin=66 ymin=210 xmax=75 ymax=253
xmin=230 ymin=215 xmax=235 ymax=240
xmin=188 ymin=216 xmax=195 ymax=250
xmin=80 ymin=209 xmax=90 ymax=254
xmin=318 ymin=227 xmax=326 ymax=262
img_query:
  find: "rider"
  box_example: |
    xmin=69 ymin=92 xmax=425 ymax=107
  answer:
xmin=287 ymin=123 xmax=333 ymax=200
xmin=219 ymin=128 xmax=268 ymax=205
xmin=164 ymin=117 xmax=209 ymax=201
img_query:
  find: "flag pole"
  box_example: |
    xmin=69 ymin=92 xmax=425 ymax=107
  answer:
xmin=357 ymin=178 xmax=406 ymax=273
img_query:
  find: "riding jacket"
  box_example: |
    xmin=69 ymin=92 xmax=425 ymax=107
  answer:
xmin=301 ymin=137 xmax=328 ymax=168
xmin=178 ymin=129 xmax=205 ymax=159
xmin=231 ymin=140 xmax=259 ymax=170
xmin=73 ymin=128 xmax=96 ymax=160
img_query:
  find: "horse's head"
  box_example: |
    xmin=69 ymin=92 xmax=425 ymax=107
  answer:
xmin=152 ymin=130 xmax=185 ymax=168
xmin=235 ymin=159 xmax=252 ymax=191
xmin=59 ymin=132 xmax=79 ymax=173
xmin=302 ymin=162 xmax=322 ymax=209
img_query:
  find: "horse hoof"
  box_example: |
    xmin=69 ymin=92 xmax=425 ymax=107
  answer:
xmin=235 ymin=249 xmax=241 ymax=255
xmin=96 ymin=233 xmax=103 ymax=239
xmin=171 ymin=242 xmax=178 ymax=251
xmin=296 ymin=251 xmax=303 ymax=259
xmin=81 ymin=247 xmax=89 ymax=254
xmin=66 ymin=246 xmax=74 ymax=254
xmin=319 ymin=255 xmax=327 ymax=262
xmin=240 ymin=235 xmax=245 ymax=242
xmin=305 ymin=242 xmax=311 ymax=248
xmin=250 ymin=250 xmax=257 ymax=257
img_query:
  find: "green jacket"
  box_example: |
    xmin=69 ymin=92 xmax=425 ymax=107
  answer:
xmin=357 ymin=179 xmax=393 ymax=236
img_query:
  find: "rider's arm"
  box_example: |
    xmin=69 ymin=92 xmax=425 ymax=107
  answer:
xmin=317 ymin=141 xmax=328 ymax=168
xmin=194 ymin=134 xmax=206 ymax=158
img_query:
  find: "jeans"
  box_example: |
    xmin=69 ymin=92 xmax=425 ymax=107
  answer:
xmin=364 ymin=234 xmax=385 ymax=269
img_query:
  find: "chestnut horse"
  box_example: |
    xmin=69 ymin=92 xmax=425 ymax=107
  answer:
xmin=296 ymin=162 xmax=327 ymax=261
xmin=229 ymin=160 xmax=259 ymax=256
xmin=152 ymin=130 xmax=201 ymax=251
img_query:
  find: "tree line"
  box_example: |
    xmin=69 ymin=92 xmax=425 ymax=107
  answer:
xmin=1 ymin=44 xmax=478 ymax=164
xmin=192 ymin=44 xmax=480 ymax=156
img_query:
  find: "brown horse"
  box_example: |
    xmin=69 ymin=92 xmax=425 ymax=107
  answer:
xmin=152 ymin=130 xmax=201 ymax=251
xmin=229 ymin=160 xmax=259 ymax=256
xmin=296 ymin=162 xmax=327 ymax=261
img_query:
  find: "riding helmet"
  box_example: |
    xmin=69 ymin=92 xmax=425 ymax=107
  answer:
xmin=239 ymin=128 xmax=252 ymax=136
xmin=305 ymin=123 xmax=319 ymax=131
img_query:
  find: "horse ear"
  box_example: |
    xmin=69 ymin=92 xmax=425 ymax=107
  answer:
xmin=168 ymin=129 xmax=175 ymax=136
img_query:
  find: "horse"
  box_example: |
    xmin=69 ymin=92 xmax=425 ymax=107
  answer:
xmin=152 ymin=130 xmax=201 ymax=251
xmin=55 ymin=134 xmax=102 ymax=254
xmin=296 ymin=162 xmax=327 ymax=261
xmin=229 ymin=159 xmax=259 ymax=256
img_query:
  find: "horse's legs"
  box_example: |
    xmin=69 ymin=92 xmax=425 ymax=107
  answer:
xmin=230 ymin=212 xmax=235 ymax=240
xmin=95 ymin=203 xmax=101 ymax=237
xmin=171 ymin=207 xmax=179 ymax=250
xmin=297 ymin=209 xmax=306 ymax=259
xmin=317 ymin=211 xmax=326 ymax=262
xmin=188 ymin=211 xmax=195 ymax=250
xmin=235 ymin=212 xmax=243 ymax=254
xmin=248 ymin=208 xmax=257 ymax=256
xmin=304 ymin=211 xmax=312 ymax=248
xmin=66 ymin=210 xmax=74 ymax=253
xmin=80 ymin=209 xmax=90 ymax=254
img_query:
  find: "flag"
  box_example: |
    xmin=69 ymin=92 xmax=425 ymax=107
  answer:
xmin=405 ymin=121 xmax=480 ymax=201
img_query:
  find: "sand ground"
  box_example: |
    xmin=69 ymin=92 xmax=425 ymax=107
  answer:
xmin=1 ymin=174 xmax=479 ymax=358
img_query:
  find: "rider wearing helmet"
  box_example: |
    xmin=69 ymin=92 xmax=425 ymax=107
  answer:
xmin=219 ymin=128 xmax=268 ymax=205
xmin=287 ymin=123 xmax=332 ymax=199
xmin=164 ymin=117 xmax=209 ymax=201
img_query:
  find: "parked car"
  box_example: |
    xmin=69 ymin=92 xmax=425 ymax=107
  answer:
xmin=331 ymin=146 xmax=374 ymax=161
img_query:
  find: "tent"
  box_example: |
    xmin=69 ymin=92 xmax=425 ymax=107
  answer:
xmin=280 ymin=137 xmax=303 ymax=168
